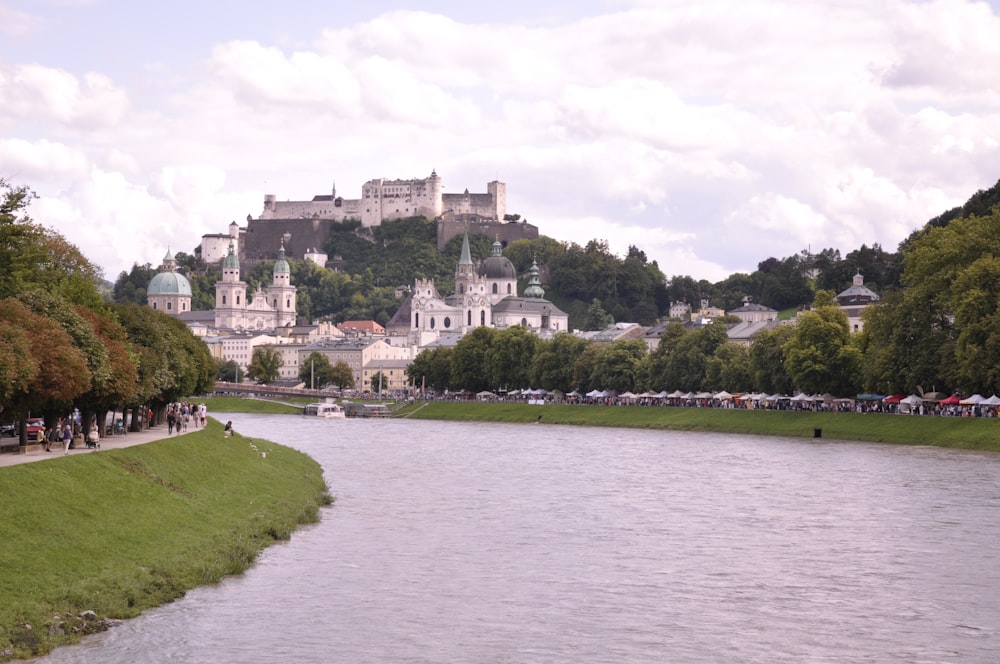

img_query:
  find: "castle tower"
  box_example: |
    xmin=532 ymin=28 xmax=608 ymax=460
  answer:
xmin=215 ymin=240 xmax=247 ymax=330
xmin=267 ymin=238 xmax=297 ymax=327
xmin=429 ymin=169 xmax=443 ymax=218
xmin=487 ymin=180 xmax=507 ymax=220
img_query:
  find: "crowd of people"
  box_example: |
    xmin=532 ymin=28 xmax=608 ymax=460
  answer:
xmin=164 ymin=402 xmax=208 ymax=435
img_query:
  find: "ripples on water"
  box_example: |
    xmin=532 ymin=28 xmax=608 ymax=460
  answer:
xmin=43 ymin=414 xmax=1000 ymax=663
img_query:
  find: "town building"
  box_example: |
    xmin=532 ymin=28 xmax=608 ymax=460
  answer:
xmin=836 ymin=272 xmax=880 ymax=332
xmin=214 ymin=239 xmax=297 ymax=332
xmin=146 ymin=249 xmax=192 ymax=315
xmin=390 ymin=235 xmax=569 ymax=347
xmin=727 ymin=300 xmax=779 ymax=323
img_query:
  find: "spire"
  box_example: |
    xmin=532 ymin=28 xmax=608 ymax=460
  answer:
xmin=524 ymin=258 xmax=545 ymax=298
xmin=491 ymin=236 xmax=503 ymax=257
xmin=459 ymin=232 xmax=473 ymax=266
xmin=223 ymin=239 xmax=240 ymax=270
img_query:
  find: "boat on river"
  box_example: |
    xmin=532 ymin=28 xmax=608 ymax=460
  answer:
xmin=303 ymin=402 xmax=346 ymax=419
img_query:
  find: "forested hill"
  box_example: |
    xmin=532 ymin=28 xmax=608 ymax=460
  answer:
xmin=111 ymin=179 xmax=998 ymax=329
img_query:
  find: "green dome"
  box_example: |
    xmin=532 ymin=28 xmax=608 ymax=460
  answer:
xmin=148 ymin=270 xmax=192 ymax=296
xmin=273 ymin=242 xmax=290 ymax=274
xmin=223 ymin=240 xmax=240 ymax=270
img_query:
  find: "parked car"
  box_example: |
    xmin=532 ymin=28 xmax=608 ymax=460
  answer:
xmin=25 ymin=418 xmax=45 ymax=443
xmin=1 ymin=422 xmax=16 ymax=437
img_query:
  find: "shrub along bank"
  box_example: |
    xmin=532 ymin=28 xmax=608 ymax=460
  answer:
xmin=0 ymin=419 xmax=331 ymax=660
xmin=399 ymin=401 xmax=1000 ymax=452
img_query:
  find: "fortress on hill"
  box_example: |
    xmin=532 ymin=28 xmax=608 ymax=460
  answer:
xmin=229 ymin=170 xmax=537 ymax=261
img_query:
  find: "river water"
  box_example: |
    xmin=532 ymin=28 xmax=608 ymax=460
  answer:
xmin=41 ymin=413 xmax=1000 ymax=663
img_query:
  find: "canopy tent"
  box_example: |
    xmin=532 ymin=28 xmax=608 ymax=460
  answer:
xmin=939 ymin=394 xmax=962 ymax=405
xmin=980 ymin=394 xmax=1000 ymax=406
xmin=883 ymin=394 xmax=906 ymax=404
xmin=960 ymin=394 xmax=985 ymax=405
xmin=713 ymin=391 xmax=734 ymax=400
xmin=899 ymin=395 xmax=924 ymax=406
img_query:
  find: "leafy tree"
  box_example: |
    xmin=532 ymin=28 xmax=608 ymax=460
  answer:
xmin=218 ymin=359 xmax=241 ymax=383
xmin=783 ymin=292 xmax=862 ymax=395
xmin=369 ymin=371 xmax=388 ymax=394
xmin=748 ymin=324 xmax=796 ymax=394
xmin=247 ymin=346 xmax=283 ymax=383
xmin=531 ymin=333 xmax=589 ymax=392
xmin=406 ymin=346 xmax=453 ymax=393
xmin=581 ymin=298 xmax=613 ymax=330
xmin=329 ymin=361 xmax=355 ymax=390
xmin=589 ymin=340 xmax=648 ymax=393
xmin=0 ymin=298 xmax=90 ymax=443
xmin=298 ymin=352 xmax=333 ymax=389
xmin=450 ymin=326 xmax=497 ymax=392
xmin=485 ymin=326 xmax=539 ymax=391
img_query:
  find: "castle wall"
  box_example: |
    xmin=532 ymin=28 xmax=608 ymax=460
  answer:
xmin=437 ymin=219 xmax=539 ymax=251
xmin=244 ymin=218 xmax=340 ymax=261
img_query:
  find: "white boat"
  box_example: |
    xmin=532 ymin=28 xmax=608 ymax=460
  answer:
xmin=303 ymin=402 xmax=346 ymax=419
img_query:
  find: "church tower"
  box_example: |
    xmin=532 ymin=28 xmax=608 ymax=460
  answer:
xmin=267 ymin=238 xmax=297 ymax=328
xmin=215 ymin=240 xmax=247 ymax=330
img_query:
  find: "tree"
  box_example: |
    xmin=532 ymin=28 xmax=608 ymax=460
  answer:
xmin=218 ymin=359 xmax=241 ymax=383
xmin=298 ymin=352 xmax=332 ymax=389
xmin=406 ymin=346 xmax=453 ymax=393
xmin=329 ymin=361 xmax=355 ymax=390
xmin=369 ymin=371 xmax=388 ymax=394
xmin=589 ymin=340 xmax=648 ymax=393
xmin=581 ymin=298 xmax=612 ymax=330
xmin=783 ymin=292 xmax=862 ymax=395
xmin=247 ymin=347 xmax=283 ymax=384
xmin=485 ymin=326 xmax=539 ymax=391
xmin=450 ymin=326 xmax=497 ymax=392
xmin=748 ymin=325 xmax=796 ymax=394
xmin=531 ymin=333 xmax=589 ymax=392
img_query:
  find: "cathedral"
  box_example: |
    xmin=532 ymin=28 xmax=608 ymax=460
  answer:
xmin=214 ymin=239 xmax=297 ymax=331
xmin=147 ymin=240 xmax=297 ymax=332
xmin=393 ymin=234 xmax=568 ymax=346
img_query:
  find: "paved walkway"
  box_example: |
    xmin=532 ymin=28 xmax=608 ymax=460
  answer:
xmin=0 ymin=424 xmax=202 ymax=468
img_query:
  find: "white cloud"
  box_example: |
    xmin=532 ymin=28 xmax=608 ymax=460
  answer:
xmin=0 ymin=64 xmax=128 ymax=127
xmin=2 ymin=0 xmax=999 ymax=284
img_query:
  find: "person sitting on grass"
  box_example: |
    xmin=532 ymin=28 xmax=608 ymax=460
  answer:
xmin=224 ymin=421 xmax=234 ymax=438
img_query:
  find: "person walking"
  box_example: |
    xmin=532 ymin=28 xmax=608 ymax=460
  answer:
xmin=167 ymin=408 xmax=176 ymax=435
xmin=62 ymin=422 xmax=73 ymax=455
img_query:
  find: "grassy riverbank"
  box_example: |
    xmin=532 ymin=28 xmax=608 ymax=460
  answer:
xmin=399 ymin=402 xmax=1000 ymax=452
xmin=0 ymin=420 xmax=330 ymax=660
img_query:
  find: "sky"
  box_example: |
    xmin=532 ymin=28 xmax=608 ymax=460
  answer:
xmin=2 ymin=0 xmax=999 ymax=283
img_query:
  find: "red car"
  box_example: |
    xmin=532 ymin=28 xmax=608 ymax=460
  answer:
xmin=24 ymin=418 xmax=45 ymax=443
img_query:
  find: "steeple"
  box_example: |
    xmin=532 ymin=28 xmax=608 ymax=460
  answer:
xmin=524 ymin=258 xmax=545 ymax=298
xmin=459 ymin=232 xmax=473 ymax=266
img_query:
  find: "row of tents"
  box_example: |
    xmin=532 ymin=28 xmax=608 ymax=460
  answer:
xmin=478 ymin=389 xmax=1000 ymax=406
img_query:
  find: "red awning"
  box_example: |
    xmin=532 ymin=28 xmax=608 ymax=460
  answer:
xmin=939 ymin=394 xmax=962 ymax=405
xmin=883 ymin=394 xmax=906 ymax=404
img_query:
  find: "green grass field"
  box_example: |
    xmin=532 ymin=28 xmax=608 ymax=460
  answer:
xmin=0 ymin=419 xmax=330 ymax=659
xmin=398 ymin=401 xmax=1000 ymax=452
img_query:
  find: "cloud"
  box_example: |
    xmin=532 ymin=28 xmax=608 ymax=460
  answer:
xmin=2 ymin=0 xmax=999 ymax=285
xmin=0 ymin=63 xmax=129 ymax=128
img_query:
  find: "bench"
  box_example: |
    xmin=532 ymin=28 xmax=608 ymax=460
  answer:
xmin=0 ymin=437 xmax=20 ymax=454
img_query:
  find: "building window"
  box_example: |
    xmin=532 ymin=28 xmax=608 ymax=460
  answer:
xmin=492 ymin=284 xmax=498 ymax=294
xmin=415 ymin=313 xmax=420 ymax=328
xmin=521 ymin=318 xmax=527 ymax=327
xmin=444 ymin=317 xmax=451 ymax=328
xmin=430 ymin=317 xmax=436 ymax=330
xmin=222 ymin=295 xmax=227 ymax=305
xmin=152 ymin=302 xmax=157 ymax=309
xmin=182 ymin=302 xmax=187 ymax=311
xmin=236 ymin=295 xmax=241 ymax=305
xmin=286 ymin=298 xmax=291 ymax=308
xmin=467 ymin=310 xmax=471 ymax=326
xmin=507 ymin=284 xmax=512 ymax=294
xmin=167 ymin=302 xmax=172 ymax=311
xmin=481 ymin=310 xmax=486 ymax=326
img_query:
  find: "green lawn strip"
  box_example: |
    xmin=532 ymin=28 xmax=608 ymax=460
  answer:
xmin=404 ymin=402 xmax=1000 ymax=452
xmin=0 ymin=420 xmax=330 ymax=660
xmin=200 ymin=396 xmax=306 ymax=414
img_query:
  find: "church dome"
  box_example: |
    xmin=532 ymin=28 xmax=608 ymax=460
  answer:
xmin=148 ymin=270 xmax=192 ymax=296
xmin=478 ymin=239 xmax=517 ymax=280
xmin=273 ymin=241 xmax=290 ymax=274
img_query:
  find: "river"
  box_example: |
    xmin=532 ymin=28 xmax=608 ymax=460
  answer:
xmin=41 ymin=413 xmax=1000 ymax=663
